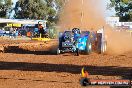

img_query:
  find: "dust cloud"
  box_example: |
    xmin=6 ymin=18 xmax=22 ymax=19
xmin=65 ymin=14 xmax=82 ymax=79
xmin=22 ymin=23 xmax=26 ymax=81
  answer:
xmin=58 ymin=0 xmax=105 ymax=30
xmin=58 ymin=0 xmax=132 ymax=54
xmin=105 ymin=27 xmax=132 ymax=54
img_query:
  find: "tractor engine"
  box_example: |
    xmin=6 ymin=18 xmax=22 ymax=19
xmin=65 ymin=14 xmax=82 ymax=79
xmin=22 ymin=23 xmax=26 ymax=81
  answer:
xmin=63 ymin=31 xmax=73 ymax=42
xmin=59 ymin=31 xmax=74 ymax=52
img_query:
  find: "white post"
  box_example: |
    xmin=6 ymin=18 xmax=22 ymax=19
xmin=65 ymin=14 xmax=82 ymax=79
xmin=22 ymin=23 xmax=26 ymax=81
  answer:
xmin=80 ymin=0 xmax=84 ymax=29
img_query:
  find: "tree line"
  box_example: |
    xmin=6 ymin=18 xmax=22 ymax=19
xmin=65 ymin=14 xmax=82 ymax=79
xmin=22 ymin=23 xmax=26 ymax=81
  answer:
xmin=109 ymin=0 xmax=132 ymax=22
xmin=0 ymin=0 xmax=131 ymax=26
xmin=0 ymin=0 xmax=65 ymax=27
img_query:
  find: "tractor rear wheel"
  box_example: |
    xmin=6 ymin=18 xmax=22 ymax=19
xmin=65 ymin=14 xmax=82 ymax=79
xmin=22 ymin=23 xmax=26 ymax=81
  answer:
xmin=76 ymin=48 xmax=79 ymax=56
xmin=97 ymin=33 xmax=106 ymax=54
xmin=85 ymin=39 xmax=92 ymax=55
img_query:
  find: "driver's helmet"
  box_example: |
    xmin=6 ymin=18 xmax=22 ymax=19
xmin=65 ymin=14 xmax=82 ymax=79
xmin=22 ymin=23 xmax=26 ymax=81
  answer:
xmin=72 ymin=28 xmax=81 ymax=34
xmin=74 ymin=30 xmax=78 ymax=34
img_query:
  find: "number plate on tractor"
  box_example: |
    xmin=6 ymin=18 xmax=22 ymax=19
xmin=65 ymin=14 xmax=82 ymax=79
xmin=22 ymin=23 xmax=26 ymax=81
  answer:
xmin=62 ymin=42 xmax=73 ymax=48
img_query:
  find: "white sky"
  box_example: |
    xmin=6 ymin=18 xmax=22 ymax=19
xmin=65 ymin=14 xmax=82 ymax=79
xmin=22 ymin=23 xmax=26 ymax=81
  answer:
xmin=12 ymin=0 xmax=18 ymax=7
xmin=103 ymin=0 xmax=116 ymax=17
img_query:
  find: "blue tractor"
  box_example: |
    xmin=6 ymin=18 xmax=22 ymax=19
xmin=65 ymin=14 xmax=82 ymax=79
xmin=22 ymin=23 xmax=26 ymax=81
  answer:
xmin=57 ymin=28 xmax=107 ymax=56
xmin=57 ymin=28 xmax=92 ymax=56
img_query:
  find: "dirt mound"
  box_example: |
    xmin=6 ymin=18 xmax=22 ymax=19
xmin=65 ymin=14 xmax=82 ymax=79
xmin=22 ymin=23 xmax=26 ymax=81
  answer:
xmin=0 ymin=39 xmax=58 ymax=54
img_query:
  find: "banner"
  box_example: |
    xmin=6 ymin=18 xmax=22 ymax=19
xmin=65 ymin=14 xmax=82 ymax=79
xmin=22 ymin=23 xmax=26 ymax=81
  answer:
xmin=7 ymin=23 xmax=21 ymax=27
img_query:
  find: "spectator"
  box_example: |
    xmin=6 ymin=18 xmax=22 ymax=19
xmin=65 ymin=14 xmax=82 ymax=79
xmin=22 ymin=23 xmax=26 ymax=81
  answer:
xmin=13 ymin=29 xmax=16 ymax=38
xmin=9 ymin=27 xmax=13 ymax=38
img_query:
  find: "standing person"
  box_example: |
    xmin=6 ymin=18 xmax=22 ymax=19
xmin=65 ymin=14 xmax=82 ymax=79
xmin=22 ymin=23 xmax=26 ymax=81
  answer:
xmin=38 ymin=23 xmax=44 ymax=37
xmin=9 ymin=27 xmax=13 ymax=38
xmin=13 ymin=28 xmax=17 ymax=38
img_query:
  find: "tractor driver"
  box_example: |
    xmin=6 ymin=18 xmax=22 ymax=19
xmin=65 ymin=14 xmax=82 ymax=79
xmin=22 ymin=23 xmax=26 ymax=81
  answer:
xmin=72 ymin=28 xmax=81 ymax=46
xmin=72 ymin=28 xmax=81 ymax=41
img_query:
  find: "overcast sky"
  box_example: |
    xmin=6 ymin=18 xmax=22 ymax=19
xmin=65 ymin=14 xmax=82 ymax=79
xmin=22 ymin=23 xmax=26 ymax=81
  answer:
xmin=103 ymin=0 xmax=116 ymax=17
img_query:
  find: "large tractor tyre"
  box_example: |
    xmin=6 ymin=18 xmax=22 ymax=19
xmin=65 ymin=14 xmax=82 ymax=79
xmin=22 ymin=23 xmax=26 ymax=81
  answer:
xmin=97 ymin=33 xmax=102 ymax=54
xmin=85 ymin=39 xmax=92 ymax=55
xmin=58 ymin=33 xmax=63 ymax=50
xmin=97 ymin=33 xmax=106 ymax=54
xmin=80 ymin=78 xmax=90 ymax=86
xmin=59 ymin=38 xmax=63 ymax=50
xmin=101 ymin=41 xmax=107 ymax=54
xmin=76 ymin=48 xmax=79 ymax=56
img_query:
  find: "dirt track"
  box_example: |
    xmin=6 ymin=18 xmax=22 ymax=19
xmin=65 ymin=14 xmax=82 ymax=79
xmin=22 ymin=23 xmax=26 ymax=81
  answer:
xmin=0 ymin=39 xmax=131 ymax=88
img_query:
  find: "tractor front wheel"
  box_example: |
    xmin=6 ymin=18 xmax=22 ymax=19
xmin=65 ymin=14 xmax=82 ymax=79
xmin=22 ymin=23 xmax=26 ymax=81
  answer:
xmin=85 ymin=39 xmax=92 ymax=55
xmin=56 ymin=48 xmax=60 ymax=55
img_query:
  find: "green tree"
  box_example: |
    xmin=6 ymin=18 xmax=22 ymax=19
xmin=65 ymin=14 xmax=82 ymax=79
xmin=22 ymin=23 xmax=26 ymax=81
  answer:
xmin=0 ymin=0 xmax=12 ymax=18
xmin=108 ymin=0 xmax=132 ymax=22
xmin=14 ymin=0 xmax=64 ymax=27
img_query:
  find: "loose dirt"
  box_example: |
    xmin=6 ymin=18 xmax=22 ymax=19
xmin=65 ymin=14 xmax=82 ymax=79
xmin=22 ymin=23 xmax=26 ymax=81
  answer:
xmin=0 ymin=39 xmax=131 ymax=88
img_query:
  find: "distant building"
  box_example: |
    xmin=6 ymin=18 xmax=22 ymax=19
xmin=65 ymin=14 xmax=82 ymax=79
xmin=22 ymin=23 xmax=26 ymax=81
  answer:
xmin=0 ymin=18 xmax=47 ymax=29
xmin=0 ymin=18 xmax=46 ymax=25
xmin=106 ymin=17 xmax=119 ymax=27
xmin=106 ymin=17 xmax=132 ymax=30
